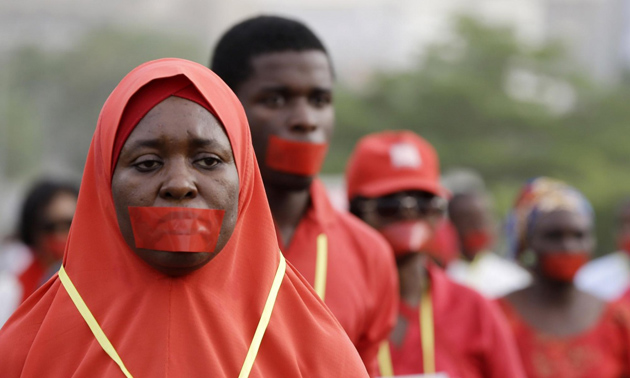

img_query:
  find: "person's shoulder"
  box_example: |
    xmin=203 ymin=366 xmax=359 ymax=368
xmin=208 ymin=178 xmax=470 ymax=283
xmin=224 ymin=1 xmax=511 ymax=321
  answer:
xmin=575 ymin=251 xmax=630 ymax=300
xmin=433 ymin=265 xmax=491 ymax=307
xmin=334 ymin=209 xmax=391 ymax=249
xmin=278 ymin=265 xmax=369 ymax=376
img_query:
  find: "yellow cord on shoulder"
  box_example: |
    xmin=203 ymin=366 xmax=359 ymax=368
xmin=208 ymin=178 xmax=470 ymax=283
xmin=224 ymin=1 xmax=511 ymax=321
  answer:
xmin=420 ymin=288 xmax=436 ymax=374
xmin=314 ymin=233 xmax=328 ymax=300
xmin=58 ymin=265 xmax=133 ymax=378
xmin=377 ymin=340 xmax=394 ymax=377
xmin=238 ymin=253 xmax=287 ymax=378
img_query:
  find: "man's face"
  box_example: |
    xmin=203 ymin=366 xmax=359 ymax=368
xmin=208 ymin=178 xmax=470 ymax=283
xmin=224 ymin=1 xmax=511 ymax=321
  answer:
xmin=235 ymin=50 xmax=334 ymax=190
xmin=449 ymin=194 xmax=495 ymax=257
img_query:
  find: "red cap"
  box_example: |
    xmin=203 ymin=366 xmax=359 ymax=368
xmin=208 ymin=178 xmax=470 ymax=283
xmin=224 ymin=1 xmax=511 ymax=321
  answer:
xmin=346 ymin=130 xmax=447 ymax=200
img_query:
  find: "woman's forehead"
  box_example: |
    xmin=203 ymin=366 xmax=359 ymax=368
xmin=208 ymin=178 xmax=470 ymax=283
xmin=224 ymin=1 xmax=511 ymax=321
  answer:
xmin=123 ymin=97 xmax=233 ymax=154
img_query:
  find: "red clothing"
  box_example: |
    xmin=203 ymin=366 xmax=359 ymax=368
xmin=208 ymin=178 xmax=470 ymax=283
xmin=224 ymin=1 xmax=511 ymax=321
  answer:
xmin=0 ymin=59 xmax=367 ymax=377
xmin=498 ymin=298 xmax=630 ymax=378
xmin=280 ymin=179 xmax=399 ymax=376
xmin=17 ymin=257 xmax=45 ymax=303
xmin=390 ymin=265 xmax=526 ymax=377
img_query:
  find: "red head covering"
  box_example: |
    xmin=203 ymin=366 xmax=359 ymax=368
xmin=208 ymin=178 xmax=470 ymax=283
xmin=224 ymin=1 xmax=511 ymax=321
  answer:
xmin=346 ymin=130 xmax=448 ymax=200
xmin=0 ymin=59 xmax=366 ymax=377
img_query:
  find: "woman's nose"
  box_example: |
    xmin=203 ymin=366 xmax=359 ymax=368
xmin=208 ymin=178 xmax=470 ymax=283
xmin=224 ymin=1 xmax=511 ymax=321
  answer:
xmin=159 ymin=162 xmax=198 ymax=201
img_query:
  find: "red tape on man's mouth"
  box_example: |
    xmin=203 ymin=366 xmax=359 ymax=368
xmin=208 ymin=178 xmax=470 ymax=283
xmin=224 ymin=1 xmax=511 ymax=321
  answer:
xmin=128 ymin=207 xmax=225 ymax=253
xmin=265 ymin=135 xmax=328 ymax=176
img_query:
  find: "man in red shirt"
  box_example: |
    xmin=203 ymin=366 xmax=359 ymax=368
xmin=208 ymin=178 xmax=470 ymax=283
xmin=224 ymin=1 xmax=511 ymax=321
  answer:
xmin=210 ymin=16 xmax=398 ymax=375
xmin=346 ymin=130 xmax=526 ymax=377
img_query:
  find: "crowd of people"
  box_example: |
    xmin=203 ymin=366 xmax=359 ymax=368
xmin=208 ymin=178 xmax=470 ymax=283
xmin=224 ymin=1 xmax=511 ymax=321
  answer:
xmin=1 ymin=14 xmax=629 ymax=378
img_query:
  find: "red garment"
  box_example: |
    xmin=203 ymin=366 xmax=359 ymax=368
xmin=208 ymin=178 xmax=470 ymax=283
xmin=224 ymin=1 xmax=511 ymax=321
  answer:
xmin=280 ymin=179 xmax=398 ymax=376
xmin=17 ymin=256 xmax=45 ymax=303
xmin=0 ymin=59 xmax=367 ymax=377
xmin=498 ymin=298 xmax=630 ymax=378
xmin=390 ymin=265 xmax=526 ymax=378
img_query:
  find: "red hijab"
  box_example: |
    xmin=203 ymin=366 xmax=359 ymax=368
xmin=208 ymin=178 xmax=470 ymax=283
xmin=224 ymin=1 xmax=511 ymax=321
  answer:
xmin=0 ymin=58 xmax=366 ymax=377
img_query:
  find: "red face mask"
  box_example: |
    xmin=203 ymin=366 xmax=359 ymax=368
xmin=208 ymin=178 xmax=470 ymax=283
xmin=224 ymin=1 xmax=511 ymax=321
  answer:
xmin=461 ymin=230 xmax=493 ymax=256
xmin=539 ymin=251 xmax=589 ymax=283
xmin=265 ymin=135 xmax=328 ymax=176
xmin=378 ymin=220 xmax=432 ymax=256
xmin=128 ymin=207 xmax=225 ymax=253
xmin=42 ymin=233 xmax=68 ymax=260
xmin=617 ymin=235 xmax=630 ymax=255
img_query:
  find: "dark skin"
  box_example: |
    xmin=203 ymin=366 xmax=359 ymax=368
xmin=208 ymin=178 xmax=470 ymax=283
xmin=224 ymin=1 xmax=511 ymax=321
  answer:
xmin=34 ymin=191 xmax=77 ymax=266
xmin=357 ymin=190 xmax=442 ymax=346
xmin=234 ymin=50 xmax=334 ymax=248
xmin=448 ymin=193 xmax=495 ymax=261
xmin=505 ymin=209 xmax=605 ymax=336
xmin=111 ymin=97 xmax=239 ymax=276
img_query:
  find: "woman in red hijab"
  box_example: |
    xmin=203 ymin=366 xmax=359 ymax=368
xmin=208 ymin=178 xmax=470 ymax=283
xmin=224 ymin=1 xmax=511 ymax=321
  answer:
xmin=498 ymin=177 xmax=630 ymax=378
xmin=0 ymin=58 xmax=367 ymax=377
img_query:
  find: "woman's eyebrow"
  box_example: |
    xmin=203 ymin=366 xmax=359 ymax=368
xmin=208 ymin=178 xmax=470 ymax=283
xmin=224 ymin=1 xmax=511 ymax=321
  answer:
xmin=127 ymin=138 xmax=163 ymax=150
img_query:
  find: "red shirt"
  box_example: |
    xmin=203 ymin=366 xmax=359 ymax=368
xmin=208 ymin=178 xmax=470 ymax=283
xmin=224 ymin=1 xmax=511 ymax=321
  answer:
xmin=498 ymin=298 xmax=630 ymax=378
xmin=390 ymin=265 xmax=526 ymax=378
xmin=280 ymin=179 xmax=399 ymax=376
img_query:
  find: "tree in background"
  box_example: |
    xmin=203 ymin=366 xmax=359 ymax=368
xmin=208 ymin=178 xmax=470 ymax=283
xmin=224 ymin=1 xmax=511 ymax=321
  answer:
xmin=329 ymin=15 xmax=630 ymax=254
xmin=0 ymin=28 xmax=203 ymax=179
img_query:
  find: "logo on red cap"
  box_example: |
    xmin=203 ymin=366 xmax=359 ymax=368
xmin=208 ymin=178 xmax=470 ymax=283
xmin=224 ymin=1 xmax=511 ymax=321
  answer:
xmin=390 ymin=143 xmax=422 ymax=169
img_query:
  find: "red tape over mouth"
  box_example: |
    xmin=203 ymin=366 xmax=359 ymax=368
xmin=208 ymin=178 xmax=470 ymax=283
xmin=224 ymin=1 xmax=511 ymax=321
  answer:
xmin=128 ymin=207 xmax=225 ymax=253
xmin=378 ymin=220 xmax=432 ymax=256
xmin=265 ymin=135 xmax=328 ymax=176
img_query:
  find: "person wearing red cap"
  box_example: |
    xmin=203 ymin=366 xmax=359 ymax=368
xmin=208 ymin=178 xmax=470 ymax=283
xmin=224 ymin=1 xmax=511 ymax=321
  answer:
xmin=210 ymin=16 xmax=398 ymax=375
xmin=346 ymin=130 xmax=526 ymax=378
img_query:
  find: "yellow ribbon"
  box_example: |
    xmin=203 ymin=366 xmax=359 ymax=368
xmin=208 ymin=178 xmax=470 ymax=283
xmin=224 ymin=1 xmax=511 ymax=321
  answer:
xmin=420 ymin=288 xmax=435 ymax=374
xmin=238 ymin=253 xmax=286 ymax=377
xmin=314 ymin=233 xmax=328 ymax=300
xmin=59 ymin=253 xmax=287 ymax=378
xmin=58 ymin=265 xmax=134 ymax=378
xmin=377 ymin=287 xmax=435 ymax=376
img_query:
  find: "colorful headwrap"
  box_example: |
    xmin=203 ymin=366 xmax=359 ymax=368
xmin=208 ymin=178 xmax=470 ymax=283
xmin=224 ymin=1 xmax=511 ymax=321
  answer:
xmin=506 ymin=177 xmax=593 ymax=257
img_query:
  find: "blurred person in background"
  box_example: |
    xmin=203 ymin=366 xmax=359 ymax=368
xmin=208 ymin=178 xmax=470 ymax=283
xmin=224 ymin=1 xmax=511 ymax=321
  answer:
xmin=445 ymin=175 xmax=531 ymax=298
xmin=346 ymin=130 xmax=525 ymax=378
xmin=498 ymin=177 xmax=630 ymax=378
xmin=210 ymin=15 xmax=398 ymax=376
xmin=575 ymin=199 xmax=630 ymax=301
xmin=0 ymin=180 xmax=77 ymax=327
xmin=0 ymin=58 xmax=368 ymax=376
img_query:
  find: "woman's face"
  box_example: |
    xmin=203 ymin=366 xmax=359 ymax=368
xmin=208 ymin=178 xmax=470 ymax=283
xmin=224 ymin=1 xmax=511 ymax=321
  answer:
xmin=111 ymin=97 xmax=239 ymax=276
xmin=35 ymin=191 xmax=77 ymax=261
xmin=528 ymin=209 xmax=595 ymax=256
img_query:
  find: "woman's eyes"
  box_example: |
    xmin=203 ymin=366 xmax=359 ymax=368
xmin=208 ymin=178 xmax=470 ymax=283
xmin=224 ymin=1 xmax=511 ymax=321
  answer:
xmin=131 ymin=155 xmax=222 ymax=172
xmin=133 ymin=159 xmax=162 ymax=172
xmin=195 ymin=156 xmax=221 ymax=169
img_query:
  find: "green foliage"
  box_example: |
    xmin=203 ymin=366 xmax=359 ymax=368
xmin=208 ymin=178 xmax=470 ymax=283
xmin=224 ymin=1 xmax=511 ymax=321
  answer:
xmin=1 ymin=27 xmax=204 ymax=177
xmin=327 ymin=15 xmax=630 ymax=254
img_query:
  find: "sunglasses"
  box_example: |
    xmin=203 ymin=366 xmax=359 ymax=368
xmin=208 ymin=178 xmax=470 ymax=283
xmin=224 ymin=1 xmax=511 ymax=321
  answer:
xmin=360 ymin=195 xmax=447 ymax=219
xmin=41 ymin=218 xmax=73 ymax=234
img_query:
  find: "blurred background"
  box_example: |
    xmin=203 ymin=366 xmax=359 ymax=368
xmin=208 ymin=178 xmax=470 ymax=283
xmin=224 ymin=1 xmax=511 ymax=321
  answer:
xmin=2 ymin=0 xmax=630 ymax=254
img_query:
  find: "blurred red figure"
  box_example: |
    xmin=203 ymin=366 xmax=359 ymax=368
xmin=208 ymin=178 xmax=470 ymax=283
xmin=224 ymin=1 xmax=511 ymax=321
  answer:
xmin=211 ymin=16 xmax=398 ymax=375
xmin=446 ymin=189 xmax=531 ymax=298
xmin=346 ymin=130 xmax=526 ymax=378
xmin=0 ymin=180 xmax=77 ymax=326
xmin=498 ymin=177 xmax=630 ymax=378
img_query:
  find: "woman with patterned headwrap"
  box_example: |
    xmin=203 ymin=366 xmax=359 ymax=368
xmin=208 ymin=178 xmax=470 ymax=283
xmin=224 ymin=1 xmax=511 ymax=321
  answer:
xmin=497 ymin=177 xmax=630 ymax=378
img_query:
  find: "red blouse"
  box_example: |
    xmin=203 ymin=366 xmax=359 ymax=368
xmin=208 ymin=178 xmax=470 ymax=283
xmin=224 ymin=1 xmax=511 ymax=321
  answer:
xmin=498 ymin=298 xmax=630 ymax=378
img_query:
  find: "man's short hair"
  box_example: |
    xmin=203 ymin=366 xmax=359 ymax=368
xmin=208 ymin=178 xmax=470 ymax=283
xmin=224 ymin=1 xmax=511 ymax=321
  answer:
xmin=210 ymin=15 xmax=330 ymax=92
